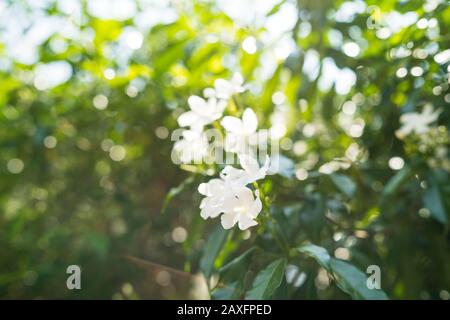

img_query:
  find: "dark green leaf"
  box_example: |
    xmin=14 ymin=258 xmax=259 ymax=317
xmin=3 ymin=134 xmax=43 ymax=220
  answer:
xmin=330 ymin=173 xmax=356 ymax=197
xmin=161 ymin=175 xmax=195 ymax=213
xmin=423 ymin=173 xmax=448 ymax=224
xmin=298 ymin=244 xmax=331 ymax=269
xmin=382 ymin=166 xmax=412 ymax=198
xmin=245 ymin=258 xmax=286 ymax=300
xmin=330 ymin=259 xmax=388 ymax=300
xmin=200 ymin=226 xmax=229 ymax=278
xmin=299 ymin=244 xmax=389 ymax=300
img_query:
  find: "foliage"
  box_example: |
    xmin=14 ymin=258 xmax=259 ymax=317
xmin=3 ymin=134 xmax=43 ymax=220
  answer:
xmin=0 ymin=0 xmax=449 ymax=300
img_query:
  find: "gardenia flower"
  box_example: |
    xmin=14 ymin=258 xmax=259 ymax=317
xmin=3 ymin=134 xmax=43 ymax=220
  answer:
xmin=221 ymin=108 xmax=267 ymax=154
xmin=220 ymin=188 xmax=262 ymax=230
xmin=214 ymin=73 xmax=246 ymax=100
xmin=396 ymin=104 xmax=441 ymax=137
xmin=173 ymin=129 xmax=208 ymax=164
xmin=177 ymin=95 xmax=227 ymax=130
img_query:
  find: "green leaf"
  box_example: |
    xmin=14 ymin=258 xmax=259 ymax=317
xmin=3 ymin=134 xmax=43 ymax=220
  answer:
xmin=330 ymin=173 xmax=356 ymax=197
xmin=161 ymin=176 xmax=195 ymax=213
xmin=272 ymin=276 xmax=289 ymax=299
xmin=211 ymin=282 xmax=240 ymax=300
xmin=299 ymin=244 xmax=389 ymax=300
xmin=211 ymin=248 xmax=257 ymax=299
xmin=200 ymin=226 xmax=229 ymax=279
xmin=260 ymin=64 xmax=282 ymax=113
xmin=330 ymin=259 xmax=388 ymax=300
xmin=266 ymin=0 xmax=286 ymax=17
xmin=423 ymin=173 xmax=449 ymax=224
xmin=245 ymin=258 xmax=286 ymax=300
xmin=298 ymin=244 xmax=331 ymax=269
xmin=219 ymin=248 xmax=256 ymax=280
xmin=382 ymin=166 xmax=412 ymax=198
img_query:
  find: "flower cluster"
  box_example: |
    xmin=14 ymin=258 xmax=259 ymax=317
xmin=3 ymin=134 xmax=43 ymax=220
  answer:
xmin=172 ymin=74 xmax=271 ymax=230
xmin=396 ymin=104 xmax=442 ymax=138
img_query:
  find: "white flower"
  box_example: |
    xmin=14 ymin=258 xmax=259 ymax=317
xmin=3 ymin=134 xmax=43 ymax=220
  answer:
xmin=198 ymin=178 xmax=230 ymax=219
xmin=198 ymin=154 xmax=268 ymax=221
xmin=396 ymin=104 xmax=441 ymax=137
xmin=173 ymin=129 xmax=208 ymax=164
xmin=221 ymin=108 xmax=267 ymax=154
xmin=220 ymin=188 xmax=262 ymax=230
xmin=269 ymin=105 xmax=289 ymax=139
xmin=177 ymin=95 xmax=227 ymax=130
xmin=203 ymin=87 xmax=216 ymax=98
xmin=198 ymin=168 xmax=245 ymax=219
xmin=237 ymin=154 xmax=270 ymax=184
xmin=218 ymin=154 xmax=270 ymax=185
xmin=214 ymin=73 xmax=245 ymax=100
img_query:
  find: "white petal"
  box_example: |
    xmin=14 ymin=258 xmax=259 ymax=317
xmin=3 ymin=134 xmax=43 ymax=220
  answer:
xmin=213 ymin=99 xmax=227 ymax=115
xmin=199 ymin=197 xmax=207 ymax=209
xmin=208 ymin=179 xmax=226 ymax=195
xmin=198 ymin=183 xmax=208 ymax=196
xmin=200 ymin=205 xmax=213 ymax=219
xmin=221 ymin=116 xmax=244 ymax=134
xmin=203 ymin=88 xmax=216 ymax=98
xmin=231 ymin=73 xmax=244 ymax=87
xmin=188 ymin=95 xmax=207 ymax=114
xmin=202 ymin=204 xmax=223 ymax=219
xmin=248 ymin=191 xmax=262 ymax=218
xmin=239 ymin=154 xmax=260 ymax=175
xmin=238 ymin=215 xmax=258 ymax=230
xmin=234 ymin=187 xmax=254 ymax=206
xmin=242 ymin=108 xmax=258 ymax=134
xmin=220 ymin=166 xmax=245 ymax=183
xmin=260 ymin=155 xmax=271 ymax=175
xmin=224 ymin=133 xmax=245 ymax=153
xmin=422 ymin=104 xmax=434 ymax=117
xmin=214 ymin=79 xmax=232 ymax=99
xmin=198 ymin=179 xmax=225 ymax=196
xmin=178 ymin=111 xmax=200 ymax=127
xmin=221 ymin=212 xmax=239 ymax=229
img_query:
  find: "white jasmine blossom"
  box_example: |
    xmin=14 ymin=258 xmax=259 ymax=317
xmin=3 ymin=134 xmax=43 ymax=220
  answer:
xmin=238 ymin=154 xmax=270 ymax=184
xmin=197 ymin=164 xmax=250 ymax=219
xmin=396 ymin=104 xmax=441 ymax=137
xmin=214 ymin=73 xmax=246 ymax=100
xmin=173 ymin=75 xmax=270 ymax=231
xmin=220 ymin=188 xmax=262 ymax=230
xmin=203 ymin=87 xmax=216 ymax=98
xmin=177 ymin=95 xmax=227 ymax=130
xmin=221 ymin=108 xmax=267 ymax=154
xmin=198 ymin=154 xmax=268 ymax=225
xmin=173 ymin=129 xmax=208 ymax=164
xmin=198 ymin=179 xmax=231 ymax=219
xmin=269 ymin=105 xmax=289 ymax=139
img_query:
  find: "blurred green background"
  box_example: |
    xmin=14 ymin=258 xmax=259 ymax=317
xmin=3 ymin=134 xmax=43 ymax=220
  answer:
xmin=0 ymin=0 xmax=449 ymax=299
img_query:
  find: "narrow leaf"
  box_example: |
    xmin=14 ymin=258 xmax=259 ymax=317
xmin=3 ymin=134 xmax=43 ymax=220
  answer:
xmin=330 ymin=259 xmax=388 ymax=300
xmin=299 ymin=244 xmax=389 ymax=300
xmin=298 ymin=244 xmax=331 ymax=269
xmin=330 ymin=173 xmax=356 ymax=198
xmin=245 ymin=258 xmax=287 ymax=300
xmin=161 ymin=175 xmax=195 ymax=213
xmin=382 ymin=166 xmax=412 ymax=197
xmin=200 ymin=226 xmax=229 ymax=278
xmin=423 ymin=173 xmax=448 ymax=224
